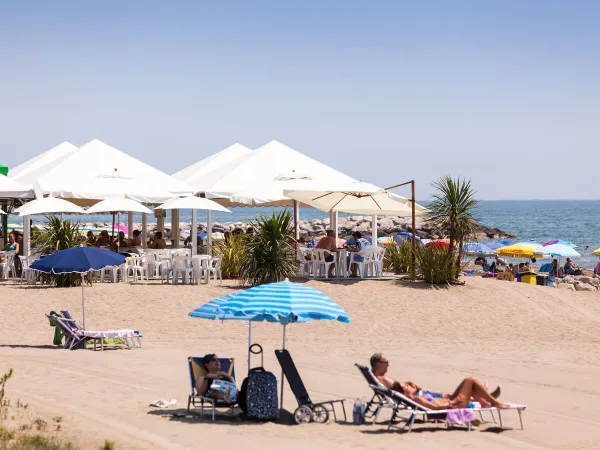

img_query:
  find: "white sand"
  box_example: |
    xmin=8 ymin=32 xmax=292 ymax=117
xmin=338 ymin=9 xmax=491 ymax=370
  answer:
xmin=1 ymin=277 xmax=600 ymax=449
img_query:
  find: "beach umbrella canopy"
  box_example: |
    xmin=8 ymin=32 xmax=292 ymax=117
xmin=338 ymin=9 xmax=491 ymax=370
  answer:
xmin=592 ymin=248 xmax=600 ymax=257
xmin=484 ymin=242 xmax=506 ymax=251
xmin=543 ymin=239 xmax=577 ymax=248
xmin=426 ymin=239 xmax=456 ymax=249
xmin=86 ymin=197 xmax=152 ymax=214
xmin=314 ymin=235 xmax=346 ymax=247
xmin=517 ymin=241 xmax=543 ymax=248
xmin=499 ymin=240 xmax=514 ymax=246
xmin=31 ymin=247 xmax=126 ymax=329
xmin=199 ymin=279 xmax=349 ymax=408
xmin=541 ymin=244 xmax=581 ymax=258
xmin=155 ymin=195 xmax=231 ymax=213
xmin=0 ymin=175 xmax=34 ymax=199
xmin=463 ymin=243 xmax=495 ymax=256
xmin=494 ymin=243 xmax=544 ymax=259
xmin=13 ymin=196 xmax=87 ymax=216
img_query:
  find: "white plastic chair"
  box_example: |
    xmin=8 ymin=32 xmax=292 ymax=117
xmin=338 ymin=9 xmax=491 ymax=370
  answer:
xmin=130 ymin=255 xmax=148 ymax=282
xmin=160 ymin=256 xmax=173 ymax=283
xmin=172 ymin=256 xmax=193 ymax=284
xmin=203 ymin=255 xmax=223 ymax=284
xmin=312 ymin=249 xmax=336 ymax=279
xmin=369 ymin=247 xmax=386 ymax=277
xmin=349 ymin=251 xmax=367 ymax=278
xmin=19 ymin=256 xmax=38 ymax=284
xmin=0 ymin=251 xmax=16 ymax=280
xmin=297 ymin=248 xmax=314 ymax=277
xmin=191 ymin=255 xmax=210 ymax=284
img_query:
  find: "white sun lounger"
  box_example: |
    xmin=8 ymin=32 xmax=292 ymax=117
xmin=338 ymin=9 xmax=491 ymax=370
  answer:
xmin=370 ymin=385 xmax=526 ymax=432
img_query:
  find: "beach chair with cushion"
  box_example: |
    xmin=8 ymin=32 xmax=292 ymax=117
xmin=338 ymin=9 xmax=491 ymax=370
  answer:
xmin=46 ymin=314 xmax=103 ymax=350
xmin=275 ymin=349 xmax=346 ymax=424
xmin=187 ymin=356 xmax=237 ymax=421
xmin=60 ymin=310 xmax=142 ymax=348
xmin=354 ymin=363 xmax=398 ymax=423
xmin=370 ymin=385 xmax=525 ymax=432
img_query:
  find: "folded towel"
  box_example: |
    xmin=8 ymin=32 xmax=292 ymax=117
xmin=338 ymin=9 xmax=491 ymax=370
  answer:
xmin=446 ymin=408 xmax=475 ymax=425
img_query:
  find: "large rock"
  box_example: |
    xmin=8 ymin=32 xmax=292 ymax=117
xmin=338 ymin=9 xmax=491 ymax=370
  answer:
xmin=575 ymin=282 xmax=597 ymax=292
xmin=558 ymin=283 xmax=576 ymax=291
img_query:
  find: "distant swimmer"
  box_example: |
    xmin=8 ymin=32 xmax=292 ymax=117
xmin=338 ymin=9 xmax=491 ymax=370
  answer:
xmin=586 ymin=245 xmax=590 ymax=250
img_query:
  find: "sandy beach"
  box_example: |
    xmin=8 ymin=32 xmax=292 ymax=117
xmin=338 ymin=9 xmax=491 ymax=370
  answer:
xmin=1 ymin=277 xmax=600 ymax=449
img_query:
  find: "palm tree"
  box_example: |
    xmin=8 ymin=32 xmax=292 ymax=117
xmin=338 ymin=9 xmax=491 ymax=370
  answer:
xmin=425 ymin=176 xmax=479 ymax=275
xmin=239 ymin=210 xmax=296 ymax=286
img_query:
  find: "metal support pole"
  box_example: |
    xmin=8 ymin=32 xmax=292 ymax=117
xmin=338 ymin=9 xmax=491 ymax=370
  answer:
xmin=333 ymin=211 xmax=338 ymax=242
xmin=280 ymin=324 xmax=287 ymax=409
xmin=207 ymin=209 xmax=213 ymax=256
xmin=171 ymin=209 xmax=179 ymax=248
xmin=411 ymin=181 xmax=416 ymax=280
xmin=81 ymin=273 xmax=86 ymax=330
xmin=372 ymin=214 xmax=377 ymax=246
xmin=191 ymin=208 xmax=198 ymax=255
xmin=23 ymin=215 xmax=30 ymax=258
xmin=293 ymin=200 xmax=300 ymax=240
xmin=247 ymin=322 xmax=252 ymax=372
xmin=127 ymin=212 xmax=133 ymax=241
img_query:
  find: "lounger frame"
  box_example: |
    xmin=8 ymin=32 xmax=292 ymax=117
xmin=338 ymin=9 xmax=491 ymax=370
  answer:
xmin=371 ymin=385 xmax=525 ymax=432
xmin=187 ymin=356 xmax=237 ymax=421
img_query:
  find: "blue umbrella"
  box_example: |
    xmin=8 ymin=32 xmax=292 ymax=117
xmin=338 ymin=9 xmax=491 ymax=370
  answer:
xmin=31 ymin=247 xmax=127 ymax=328
xmin=201 ymin=279 xmax=349 ymax=407
xmin=499 ymin=239 xmax=514 ymax=246
xmin=484 ymin=242 xmax=506 ymax=251
xmin=463 ymin=243 xmax=494 ymax=255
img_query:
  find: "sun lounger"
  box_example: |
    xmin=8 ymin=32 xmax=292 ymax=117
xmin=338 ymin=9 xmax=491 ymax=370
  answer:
xmin=60 ymin=310 xmax=142 ymax=348
xmin=45 ymin=314 xmax=137 ymax=351
xmin=275 ymin=349 xmax=346 ymax=424
xmin=370 ymin=385 xmax=525 ymax=432
xmin=354 ymin=363 xmax=399 ymax=423
xmin=187 ymin=356 xmax=237 ymax=421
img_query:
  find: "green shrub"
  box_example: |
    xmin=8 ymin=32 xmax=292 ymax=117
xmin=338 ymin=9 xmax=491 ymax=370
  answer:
xmin=239 ymin=210 xmax=296 ymax=286
xmin=415 ymin=245 xmax=458 ymax=284
xmin=383 ymin=242 xmax=413 ymax=274
xmin=211 ymin=234 xmax=246 ymax=279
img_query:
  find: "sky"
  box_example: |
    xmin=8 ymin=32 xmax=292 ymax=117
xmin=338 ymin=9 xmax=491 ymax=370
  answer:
xmin=1 ymin=0 xmax=599 ymax=200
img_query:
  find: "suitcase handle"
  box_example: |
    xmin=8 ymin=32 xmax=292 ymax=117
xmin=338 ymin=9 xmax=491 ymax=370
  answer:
xmin=249 ymin=344 xmax=264 ymax=369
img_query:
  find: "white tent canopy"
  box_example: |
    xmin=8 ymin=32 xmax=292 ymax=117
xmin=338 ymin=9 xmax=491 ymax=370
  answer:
xmin=190 ymin=140 xmax=358 ymax=205
xmin=0 ymin=176 xmax=34 ymax=199
xmin=172 ymin=143 xmax=252 ymax=186
xmin=10 ymin=142 xmax=78 ymax=187
xmin=156 ymin=196 xmax=231 ymax=213
xmin=31 ymin=139 xmax=194 ymax=204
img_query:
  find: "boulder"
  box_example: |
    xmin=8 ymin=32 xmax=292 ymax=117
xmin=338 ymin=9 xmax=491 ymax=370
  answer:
xmin=575 ymin=282 xmax=597 ymax=292
xmin=558 ymin=283 xmax=576 ymax=291
xmin=378 ymin=218 xmax=394 ymax=232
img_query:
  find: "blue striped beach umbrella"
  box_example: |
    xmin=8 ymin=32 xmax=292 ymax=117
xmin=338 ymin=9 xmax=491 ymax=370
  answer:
xmin=192 ymin=279 xmax=349 ymax=407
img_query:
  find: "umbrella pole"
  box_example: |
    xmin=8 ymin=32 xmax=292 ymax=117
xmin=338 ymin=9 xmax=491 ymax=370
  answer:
xmin=247 ymin=321 xmax=252 ymax=372
xmin=111 ymin=213 xmax=115 ymax=245
xmin=81 ymin=273 xmax=86 ymax=330
xmin=280 ymin=324 xmax=287 ymax=409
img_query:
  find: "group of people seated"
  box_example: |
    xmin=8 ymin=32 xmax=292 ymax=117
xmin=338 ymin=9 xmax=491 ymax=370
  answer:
xmin=302 ymin=230 xmax=372 ymax=277
xmin=86 ymin=229 xmax=167 ymax=251
xmin=370 ymin=353 xmax=508 ymax=410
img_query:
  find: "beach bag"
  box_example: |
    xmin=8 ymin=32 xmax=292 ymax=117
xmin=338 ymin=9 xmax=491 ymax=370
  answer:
xmin=240 ymin=344 xmax=279 ymax=421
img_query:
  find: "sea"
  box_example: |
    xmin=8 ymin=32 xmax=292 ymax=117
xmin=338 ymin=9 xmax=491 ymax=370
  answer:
xmin=5 ymin=200 xmax=600 ymax=269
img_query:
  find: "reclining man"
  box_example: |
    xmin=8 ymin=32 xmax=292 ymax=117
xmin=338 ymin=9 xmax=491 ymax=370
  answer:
xmin=370 ymin=353 xmax=507 ymax=410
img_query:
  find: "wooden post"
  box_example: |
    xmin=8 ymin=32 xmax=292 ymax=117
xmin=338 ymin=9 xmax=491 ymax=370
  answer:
xmin=411 ymin=181 xmax=416 ymax=280
xmin=141 ymin=212 xmax=148 ymax=248
xmin=293 ymin=200 xmax=300 ymax=240
xmin=207 ymin=209 xmax=213 ymax=256
xmin=191 ymin=208 xmax=197 ymax=255
xmin=171 ymin=209 xmax=179 ymax=248
xmin=23 ymin=215 xmax=30 ymax=258
xmin=127 ymin=212 xmax=133 ymax=240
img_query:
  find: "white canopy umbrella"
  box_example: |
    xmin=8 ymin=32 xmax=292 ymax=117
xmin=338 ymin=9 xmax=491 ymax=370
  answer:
xmin=283 ymin=186 xmax=428 ymax=216
xmin=156 ymin=196 xmax=230 ymax=254
xmin=86 ymin=197 xmax=152 ymax=215
xmin=156 ymin=196 xmax=231 ymax=213
xmin=13 ymin=196 xmax=87 ymax=216
xmin=9 ymin=142 xmax=78 ymax=187
xmin=0 ymin=176 xmax=34 ymax=199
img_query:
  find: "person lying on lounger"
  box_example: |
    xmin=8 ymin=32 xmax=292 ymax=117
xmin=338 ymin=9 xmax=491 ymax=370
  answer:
xmin=370 ymin=353 xmax=507 ymax=410
xmin=195 ymin=353 xmax=237 ymax=403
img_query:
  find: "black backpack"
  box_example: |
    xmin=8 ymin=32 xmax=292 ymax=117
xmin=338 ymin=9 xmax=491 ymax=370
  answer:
xmin=238 ymin=344 xmax=279 ymax=421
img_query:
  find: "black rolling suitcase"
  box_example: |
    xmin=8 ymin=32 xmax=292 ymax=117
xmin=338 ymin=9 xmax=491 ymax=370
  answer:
xmin=239 ymin=344 xmax=279 ymax=421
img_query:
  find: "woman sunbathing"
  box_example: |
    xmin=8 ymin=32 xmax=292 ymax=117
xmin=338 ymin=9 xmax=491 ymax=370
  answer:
xmin=371 ymin=353 xmax=507 ymax=410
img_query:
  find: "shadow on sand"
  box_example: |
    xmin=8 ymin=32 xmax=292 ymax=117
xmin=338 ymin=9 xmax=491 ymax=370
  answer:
xmin=147 ymin=407 xmax=299 ymax=426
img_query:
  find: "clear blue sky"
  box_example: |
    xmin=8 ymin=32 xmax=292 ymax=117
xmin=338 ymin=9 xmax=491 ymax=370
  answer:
xmin=1 ymin=1 xmax=599 ymax=200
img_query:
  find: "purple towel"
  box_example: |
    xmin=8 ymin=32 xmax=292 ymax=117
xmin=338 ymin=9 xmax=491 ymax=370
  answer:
xmin=446 ymin=408 xmax=475 ymax=425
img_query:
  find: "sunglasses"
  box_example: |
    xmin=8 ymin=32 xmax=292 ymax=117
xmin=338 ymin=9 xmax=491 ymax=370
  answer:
xmin=209 ymin=357 xmax=219 ymax=363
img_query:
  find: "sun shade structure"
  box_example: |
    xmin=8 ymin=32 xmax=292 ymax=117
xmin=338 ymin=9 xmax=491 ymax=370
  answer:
xmin=86 ymin=197 xmax=152 ymax=215
xmin=9 ymin=142 xmax=79 ymax=187
xmin=284 ymin=183 xmax=429 ymax=216
xmin=155 ymin=196 xmax=231 ymax=213
xmin=188 ymin=140 xmax=357 ymax=206
xmin=463 ymin=243 xmax=495 ymax=256
xmin=541 ymin=244 xmax=581 ymax=258
xmin=543 ymin=239 xmax=577 ymax=248
xmin=172 ymin=143 xmax=252 ymax=186
xmin=13 ymin=196 xmax=87 ymax=216
xmin=31 ymin=247 xmax=127 ymax=329
xmin=494 ymin=243 xmax=544 ymax=259
xmin=0 ymin=175 xmax=33 ymax=199
xmin=27 ymin=139 xmax=194 ymax=204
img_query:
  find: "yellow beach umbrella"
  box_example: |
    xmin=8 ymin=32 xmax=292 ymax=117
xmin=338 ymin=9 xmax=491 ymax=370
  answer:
xmin=592 ymin=248 xmax=600 ymax=257
xmin=494 ymin=243 xmax=545 ymax=259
